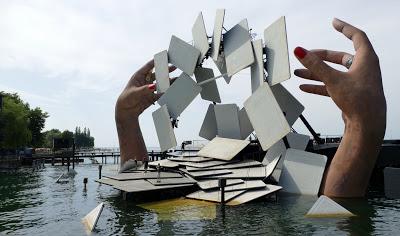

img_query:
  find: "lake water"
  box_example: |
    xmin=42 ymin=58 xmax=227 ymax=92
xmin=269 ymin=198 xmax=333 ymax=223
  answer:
xmin=1 ymin=163 xmax=400 ymax=235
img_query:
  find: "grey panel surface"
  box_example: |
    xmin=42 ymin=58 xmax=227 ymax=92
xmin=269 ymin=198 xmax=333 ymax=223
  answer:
xmin=263 ymin=140 xmax=286 ymax=165
xmin=214 ymin=104 xmax=241 ymax=139
xmin=224 ymin=180 xmax=266 ymax=192
xmin=197 ymin=137 xmax=250 ymax=161
xmin=206 ymin=155 xmax=280 ymax=180
xmin=384 ymin=167 xmax=400 ymax=199
xmin=148 ymin=159 xmax=180 ymax=168
xmin=154 ymin=50 xmax=170 ymax=93
xmin=214 ymin=53 xmax=232 ymax=83
xmin=168 ymin=35 xmax=200 ymax=76
xmin=152 ymin=105 xmax=177 ymax=152
xmin=286 ymin=132 xmax=310 ymax=150
xmin=103 ymin=171 xmax=183 ymax=181
xmin=195 ymin=67 xmax=221 ymax=103
xmin=199 ymin=104 xmax=218 ymax=140
xmin=157 ymin=73 xmax=202 ymax=119
xmin=271 ymin=83 xmax=305 ymax=126
xmin=186 ymin=160 xmax=262 ymax=171
xmin=250 ymin=39 xmax=265 ymax=93
xmin=238 ymin=107 xmax=253 ymax=139
xmin=279 ymin=149 xmax=327 ymax=195
xmin=224 ymin=19 xmax=254 ymax=77
xmin=168 ymin=156 xmax=213 ymax=163
xmin=179 ymin=160 xmax=232 ymax=168
xmin=192 ymin=12 xmax=209 ymax=64
xmin=197 ymin=179 xmax=244 ymax=190
xmin=264 ymin=16 xmax=290 ymax=86
xmin=184 ymin=169 xmax=232 ymax=178
xmin=244 ymin=83 xmax=290 ymax=151
xmin=168 ymin=151 xmax=198 ymax=157
xmin=101 ymin=179 xmax=193 ymax=193
xmin=211 ymin=9 xmax=225 ymax=61
xmin=227 ymin=185 xmax=282 ymax=206
xmin=186 ymin=189 xmax=245 ymax=203
xmin=147 ymin=178 xmax=197 ymax=186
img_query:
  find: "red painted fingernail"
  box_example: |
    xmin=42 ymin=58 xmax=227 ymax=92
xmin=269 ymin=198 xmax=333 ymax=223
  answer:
xmin=294 ymin=47 xmax=307 ymax=59
xmin=148 ymin=84 xmax=156 ymax=91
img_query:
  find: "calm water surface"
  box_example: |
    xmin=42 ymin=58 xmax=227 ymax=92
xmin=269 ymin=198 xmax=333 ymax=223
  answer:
xmin=1 ymin=163 xmax=399 ymax=235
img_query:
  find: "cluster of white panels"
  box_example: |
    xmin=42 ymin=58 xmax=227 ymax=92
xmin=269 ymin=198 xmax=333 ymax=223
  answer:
xmin=150 ymin=11 xmax=324 ymax=204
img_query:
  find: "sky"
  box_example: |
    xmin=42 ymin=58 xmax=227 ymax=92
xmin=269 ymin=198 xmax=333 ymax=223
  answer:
xmin=1 ymin=0 xmax=399 ymax=148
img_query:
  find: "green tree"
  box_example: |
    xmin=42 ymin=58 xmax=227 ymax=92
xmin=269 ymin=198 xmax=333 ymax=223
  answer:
xmin=0 ymin=94 xmax=31 ymax=149
xmin=61 ymin=130 xmax=74 ymax=140
xmin=42 ymin=129 xmax=62 ymax=148
xmin=28 ymin=107 xmax=49 ymax=147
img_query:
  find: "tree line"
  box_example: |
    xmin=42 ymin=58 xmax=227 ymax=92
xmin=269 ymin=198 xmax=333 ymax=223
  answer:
xmin=0 ymin=92 xmax=95 ymax=150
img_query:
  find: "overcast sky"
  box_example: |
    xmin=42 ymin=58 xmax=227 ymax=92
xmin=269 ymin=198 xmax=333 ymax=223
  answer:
xmin=1 ymin=0 xmax=399 ymax=148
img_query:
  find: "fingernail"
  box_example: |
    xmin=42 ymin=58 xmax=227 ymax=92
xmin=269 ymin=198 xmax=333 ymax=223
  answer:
xmin=148 ymin=83 xmax=156 ymax=91
xmin=294 ymin=70 xmax=299 ymax=76
xmin=294 ymin=47 xmax=307 ymax=59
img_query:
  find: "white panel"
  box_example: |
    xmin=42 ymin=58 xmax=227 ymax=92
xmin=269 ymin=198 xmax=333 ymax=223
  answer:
xmin=211 ymin=9 xmax=225 ymax=61
xmin=147 ymin=178 xmax=197 ymax=186
xmin=197 ymin=179 xmax=244 ymax=190
xmin=186 ymin=190 xmax=245 ymax=203
xmin=263 ymin=140 xmax=286 ymax=165
xmin=214 ymin=104 xmax=241 ymax=139
xmin=104 ymin=171 xmax=183 ymax=181
xmin=184 ymin=169 xmax=232 ymax=178
xmin=168 ymin=156 xmax=212 ymax=163
xmin=180 ymin=160 xmax=232 ymax=168
xmin=96 ymin=178 xmax=193 ymax=193
xmin=214 ymin=155 xmax=280 ymax=179
xmin=279 ymin=149 xmax=327 ymax=195
xmin=384 ymin=167 xmax=400 ymax=199
xmin=244 ymin=83 xmax=290 ymax=151
xmin=264 ymin=16 xmax=291 ymax=85
xmin=238 ymin=107 xmax=253 ymax=139
xmin=168 ymin=35 xmax=200 ymax=76
xmin=306 ymin=195 xmax=354 ymax=217
xmin=224 ymin=180 xmax=266 ymax=192
xmin=197 ymin=137 xmax=249 ymax=161
xmin=286 ymin=132 xmax=310 ymax=150
xmin=157 ymin=73 xmax=202 ymax=119
xmin=82 ymin=202 xmax=104 ymax=232
xmin=195 ymin=67 xmax=221 ymax=103
xmin=148 ymin=159 xmax=180 ymax=168
xmin=250 ymin=39 xmax=265 ymax=93
xmin=192 ymin=12 xmax=209 ymax=64
xmin=154 ymin=50 xmax=170 ymax=93
xmin=214 ymin=53 xmax=232 ymax=83
xmin=152 ymin=105 xmax=177 ymax=152
xmin=199 ymin=104 xmax=218 ymax=140
xmin=227 ymin=185 xmax=282 ymax=206
xmin=187 ymin=160 xmax=262 ymax=171
xmin=224 ymin=19 xmax=254 ymax=77
xmin=271 ymin=83 xmax=305 ymax=126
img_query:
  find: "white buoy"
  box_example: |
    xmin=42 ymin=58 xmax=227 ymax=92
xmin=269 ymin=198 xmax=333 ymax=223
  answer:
xmin=306 ymin=195 xmax=354 ymax=218
xmin=82 ymin=202 xmax=104 ymax=232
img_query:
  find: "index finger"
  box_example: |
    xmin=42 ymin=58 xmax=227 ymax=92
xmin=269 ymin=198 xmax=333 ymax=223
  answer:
xmin=332 ymin=18 xmax=372 ymax=51
xmin=137 ymin=59 xmax=155 ymax=76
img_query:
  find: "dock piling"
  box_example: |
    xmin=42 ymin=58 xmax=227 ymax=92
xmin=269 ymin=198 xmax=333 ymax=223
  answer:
xmin=98 ymin=165 xmax=102 ymax=179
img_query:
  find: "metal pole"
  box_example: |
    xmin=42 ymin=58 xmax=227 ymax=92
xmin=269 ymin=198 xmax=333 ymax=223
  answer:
xmin=219 ymin=179 xmax=226 ymax=204
xmin=299 ymin=114 xmax=324 ymax=144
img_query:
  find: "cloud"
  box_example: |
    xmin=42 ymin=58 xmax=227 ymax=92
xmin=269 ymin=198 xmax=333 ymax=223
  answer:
xmin=1 ymin=0 xmax=399 ymax=147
